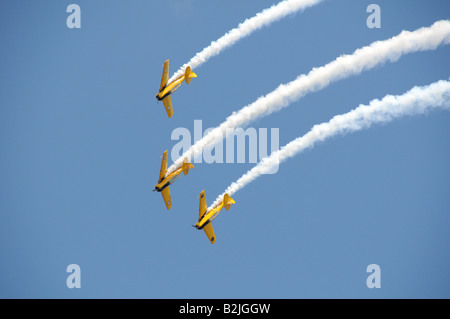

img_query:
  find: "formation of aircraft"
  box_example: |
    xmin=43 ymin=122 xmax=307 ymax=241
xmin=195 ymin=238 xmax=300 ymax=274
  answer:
xmin=194 ymin=191 xmax=235 ymax=244
xmin=153 ymin=150 xmax=194 ymax=210
xmin=154 ymin=60 xmax=235 ymax=243
xmin=155 ymin=59 xmax=197 ymax=118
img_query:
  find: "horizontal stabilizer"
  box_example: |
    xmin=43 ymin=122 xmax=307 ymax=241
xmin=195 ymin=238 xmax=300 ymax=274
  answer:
xmin=184 ymin=66 xmax=197 ymax=85
xmin=223 ymin=193 xmax=235 ymax=211
xmin=182 ymin=158 xmax=194 ymax=176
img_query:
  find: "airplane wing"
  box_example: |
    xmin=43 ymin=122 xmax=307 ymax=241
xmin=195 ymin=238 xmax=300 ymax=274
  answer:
xmin=161 ymin=187 xmax=172 ymax=210
xmin=162 ymin=95 xmax=174 ymax=118
xmin=203 ymin=223 xmax=216 ymax=244
xmin=159 ymin=150 xmax=168 ymax=182
xmin=199 ymin=190 xmax=207 ymax=218
xmin=160 ymin=59 xmax=169 ymax=91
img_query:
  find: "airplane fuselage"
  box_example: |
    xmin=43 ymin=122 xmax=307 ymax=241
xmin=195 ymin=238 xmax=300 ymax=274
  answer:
xmin=195 ymin=204 xmax=224 ymax=230
xmin=154 ymin=167 xmax=182 ymax=192
xmin=155 ymin=75 xmax=185 ymax=101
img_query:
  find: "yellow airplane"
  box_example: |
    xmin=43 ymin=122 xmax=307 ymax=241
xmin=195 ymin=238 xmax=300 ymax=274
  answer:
xmin=155 ymin=59 xmax=197 ymax=118
xmin=194 ymin=190 xmax=236 ymax=244
xmin=153 ymin=150 xmax=194 ymax=210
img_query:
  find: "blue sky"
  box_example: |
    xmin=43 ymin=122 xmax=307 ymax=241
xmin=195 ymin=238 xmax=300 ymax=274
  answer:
xmin=0 ymin=0 xmax=449 ymax=298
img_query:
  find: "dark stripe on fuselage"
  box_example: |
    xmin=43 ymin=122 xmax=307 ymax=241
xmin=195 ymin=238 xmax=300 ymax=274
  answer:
xmin=196 ymin=219 xmax=210 ymax=230
xmin=156 ymin=91 xmax=171 ymax=101
xmin=154 ymin=180 xmax=170 ymax=192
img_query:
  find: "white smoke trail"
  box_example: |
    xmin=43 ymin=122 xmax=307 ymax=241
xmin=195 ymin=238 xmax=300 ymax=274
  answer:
xmin=168 ymin=0 xmax=323 ymax=83
xmin=209 ymin=80 xmax=450 ymax=209
xmin=167 ymin=20 xmax=450 ymax=175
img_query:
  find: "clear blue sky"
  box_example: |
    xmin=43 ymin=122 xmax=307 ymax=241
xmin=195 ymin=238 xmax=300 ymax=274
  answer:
xmin=0 ymin=0 xmax=449 ymax=298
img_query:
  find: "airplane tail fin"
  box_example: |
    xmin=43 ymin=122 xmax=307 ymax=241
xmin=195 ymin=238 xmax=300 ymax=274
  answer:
xmin=184 ymin=66 xmax=197 ymax=85
xmin=159 ymin=60 xmax=169 ymax=91
xmin=158 ymin=150 xmax=168 ymax=182
xmin=182 ymin=158 xmax=194 ymax=176
xmin=223 ymin=193 xmax=235 ymax=211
